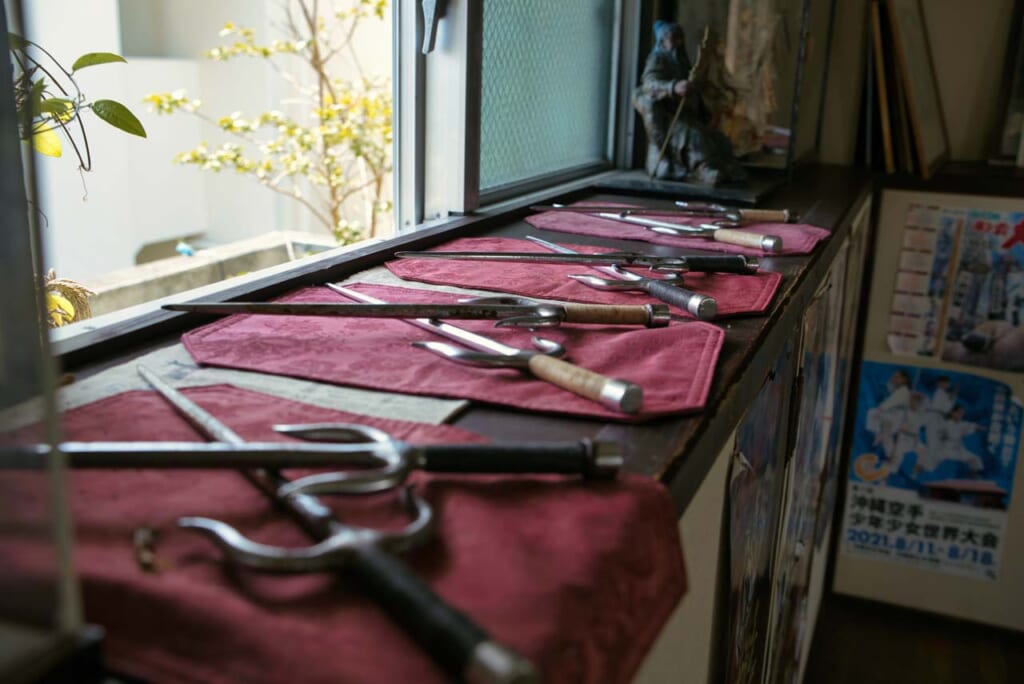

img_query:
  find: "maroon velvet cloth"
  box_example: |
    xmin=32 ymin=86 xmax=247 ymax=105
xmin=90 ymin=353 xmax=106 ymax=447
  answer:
xmin=524 ymin=203 xmax=830 ymax=256
xmin=183 ymin=283 xmax=725 ymax=421
xmin=386 ymin=237 xmax=782 ymax=317
xmin=32 ymin=386 xmax=686 ymax=683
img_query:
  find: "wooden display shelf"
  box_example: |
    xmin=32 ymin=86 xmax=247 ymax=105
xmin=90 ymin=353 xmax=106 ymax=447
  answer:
xmin=53 ymin=164 xmax=872 ymax=515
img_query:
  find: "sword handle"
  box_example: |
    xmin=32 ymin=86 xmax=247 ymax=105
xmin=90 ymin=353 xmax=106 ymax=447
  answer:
xmin=643 ymin=279 xmax=718 ymax=320
xmin=417 ymin=440 xmax=621 ymax=479
xmin=711 ymin=227 xmax=784 ymax=253
xmin=349 ymin=545 xmax=539 ymax=683
xmin=526 ymin=355 xmax=643 ymax=414
xmin=679 ymin=255 xmax=759 ymax=274
xmin=560 ymin=303 xmax=665 ymax=326
xmin=737 ymin=208 xmax=792 ymax=223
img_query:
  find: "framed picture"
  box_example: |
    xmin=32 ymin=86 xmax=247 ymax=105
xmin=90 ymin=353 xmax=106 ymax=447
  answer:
xmin=884 ymin=0 xmax=949 ymax=178
xmin=991 ymin=0 xmax=1024 ymax=163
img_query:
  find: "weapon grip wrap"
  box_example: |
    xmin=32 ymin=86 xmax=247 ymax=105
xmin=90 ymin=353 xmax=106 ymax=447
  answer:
xmin=561 ymin=303 xmax=653 ymax=325
xmin=420 ymin=441 xmax=617 ymax=477
xmin=644 ymin=279 xmax=717 ymax=320
xmin=526 ymin=355 xmax=642 ymax=414
xmin=711 ymin=228 xmax=773 ymax=250
xmin=680 ymin=255 xmax=758 ymax=274
xmin=349 ymin=545 xmax=538 ymax=682
xmin=738 ymin=208 xmax=791 ymax=223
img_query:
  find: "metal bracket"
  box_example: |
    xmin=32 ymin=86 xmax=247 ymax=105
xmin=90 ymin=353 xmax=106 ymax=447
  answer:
xmin=421 ymin=0 xmax=448 ymax=54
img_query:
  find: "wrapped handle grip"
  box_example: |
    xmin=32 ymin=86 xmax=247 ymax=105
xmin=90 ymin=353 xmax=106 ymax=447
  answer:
xmin=561 ymin=303 xmax=655 ymax=326
xmin=526 ymin=355 xmax=642 ymax=413
xmin=679 ymin=254 xmax=759 ymax=274
xmin=644 ymin=279 xmax=718 ymax=320
xmin=418 ymin=440 xmax=620 ymax=478
xmin=349 ymin=545 xmax=539 ymax=683
xmin=738 ymin=208 xmax=791 ymax=223
xmin=711 ymin=228 xmax=783 ymax=253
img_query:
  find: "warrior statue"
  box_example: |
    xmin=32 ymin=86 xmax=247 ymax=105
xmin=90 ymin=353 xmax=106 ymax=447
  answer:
xmin=633 ymin=21 xmax=746 ymax=185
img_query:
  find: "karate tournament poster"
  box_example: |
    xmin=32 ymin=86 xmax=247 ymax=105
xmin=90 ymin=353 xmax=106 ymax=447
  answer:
xmin=888 ymin=205 xmax=1024 ymax=372
xmin=840 ymin=361 xmax=1022 ymax=579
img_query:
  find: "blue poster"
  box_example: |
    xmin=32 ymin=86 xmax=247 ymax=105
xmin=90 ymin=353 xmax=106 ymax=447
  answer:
xmin=841 ymin=361 xmax=1022 ymax=579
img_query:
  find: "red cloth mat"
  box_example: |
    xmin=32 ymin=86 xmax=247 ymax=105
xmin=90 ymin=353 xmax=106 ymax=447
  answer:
xmin=386 ymin=237 xmax=782 ymax=317
xmin=15 ymin=385 xmax=685 ymax=684
xmin=524 ymin=202 xmax=830 ymax=256
xmin=183 ymin=283 xmax=725 ymax=421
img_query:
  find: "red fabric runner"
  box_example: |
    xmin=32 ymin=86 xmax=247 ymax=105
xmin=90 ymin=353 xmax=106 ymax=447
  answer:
xmin=21 ymin=385 xmax=685 ymax=683
xmin=182 ymin=283 xmax=724 ymax=421
xmin=386 ymin=237 xmax=783 ymax=317
xmin=524 ymin=203 xmax=830 ymax=256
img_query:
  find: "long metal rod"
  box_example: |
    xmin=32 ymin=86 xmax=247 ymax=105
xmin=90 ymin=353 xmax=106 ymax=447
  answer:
xmin=164 ymin=301 xmax=558 ymax=320
xmin=393 ymin=249 xmax=691 ymax=271
xmin=1 ymin=442 xmax=387 ymax=469
xmin=524 ymin=235 xmax=647 ymax=282
xmin=325 ymin=284 xmax=521 ymax=356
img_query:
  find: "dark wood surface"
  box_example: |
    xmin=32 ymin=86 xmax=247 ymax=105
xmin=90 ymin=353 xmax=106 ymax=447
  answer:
xmin=55 ymin=164 xmax=871 ymax=515
xmin=805 ymin=594 xmax=1024 ymax=684
xmin=880 ymin=160 xmax=1024 ymax=199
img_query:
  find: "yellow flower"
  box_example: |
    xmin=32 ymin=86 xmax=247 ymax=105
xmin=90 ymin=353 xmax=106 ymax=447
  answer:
xmin=46 ymin=291 xmax=75 ymax=327
xmin=32 ymin=126 xmax=62 ymax=157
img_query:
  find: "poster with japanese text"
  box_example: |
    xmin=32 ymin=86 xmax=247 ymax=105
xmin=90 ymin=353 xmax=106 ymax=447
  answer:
xmin=840 ymin=361 xmax=1022 ymax=580
xmin=887 ymin=205 xmax=1024 ymax=372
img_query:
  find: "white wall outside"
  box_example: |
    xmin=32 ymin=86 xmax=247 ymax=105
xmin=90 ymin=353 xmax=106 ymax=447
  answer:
xmin=25 ymin=0 xmax=392 ymax=283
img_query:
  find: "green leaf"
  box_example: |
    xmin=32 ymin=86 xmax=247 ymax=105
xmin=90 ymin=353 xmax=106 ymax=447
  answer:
xmin=8 ymin=32 xmax=30 ymax=50
xmin=28 ymin=78 xmax=46 ymax=116
xmin=40 ymin=98 xmax=74 ymax=113
xmin=71 ymin=52 xmax=127 ymax=72
xmin=40 ymin=98 xmax=75 ymax=121
xmin=91 ymin=99 xmax=147 ymax=138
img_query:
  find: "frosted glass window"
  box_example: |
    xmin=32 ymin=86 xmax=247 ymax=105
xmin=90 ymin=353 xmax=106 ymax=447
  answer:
xmin=480 ymin=0 xmax=616 ymax=192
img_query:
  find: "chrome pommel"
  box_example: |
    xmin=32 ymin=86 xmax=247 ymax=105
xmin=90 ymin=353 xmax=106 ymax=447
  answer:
xmin=761 ymin=235 xmax=784 ymax=254
xmin=689 ymin=295 xmax=718 ymax=321
xmin=586 ymin=440 xmax=624 ymax=478
xmin=647 ymin=304 xmax=673 ymax=327
xmin=465 ymin=641 xmax=540 ymax=684
xmin=600 ymin=378 xmax=644 ymax=414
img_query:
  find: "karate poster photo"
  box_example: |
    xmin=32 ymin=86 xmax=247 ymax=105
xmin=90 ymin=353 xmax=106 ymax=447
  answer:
xmin=840 ymin=361 xmax=1022 ymax=579
xmin=887 ymin=205 xmax=1024 ymax=372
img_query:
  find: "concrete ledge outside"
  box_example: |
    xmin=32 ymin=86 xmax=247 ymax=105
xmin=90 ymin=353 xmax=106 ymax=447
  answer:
xmin=84 ymin=231 xmax=339 ymax=316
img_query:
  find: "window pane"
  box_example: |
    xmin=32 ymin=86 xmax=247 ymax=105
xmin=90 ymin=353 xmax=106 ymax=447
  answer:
xmin=19 ymin=1 xmax=393 ymax=327
xmin=480 ymin=0 xmax=615 ymax=192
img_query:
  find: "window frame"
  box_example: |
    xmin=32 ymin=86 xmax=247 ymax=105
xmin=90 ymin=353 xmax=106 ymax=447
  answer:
xmin=397 ymin=0 xmax=638 ymax=227
xmin=51 ymin=0 xmax=645 ymax=359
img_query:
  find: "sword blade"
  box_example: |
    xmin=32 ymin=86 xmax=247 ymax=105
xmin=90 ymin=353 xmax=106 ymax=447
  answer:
xmin=522 ymin=236 xmax=638 ymax=281
xmin=531 ymin=204 xmax=716 ymax=218
xmin=325 ymin=284 xmax=521 ymax=356
xmin=163 ymin=301 xmax=543 ymax=321
xmin=393 ymin=250 xmax=688 ymax=271
xmin=595 ymin=213 xmax=715 ymax=236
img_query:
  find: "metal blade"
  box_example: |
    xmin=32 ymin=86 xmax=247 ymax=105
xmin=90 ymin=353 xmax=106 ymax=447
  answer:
xmin=393 ymin=250 xmax=689 ymax=271
xmin=138 ymin=365 xmax=245 ymax=446
xmin=163 ymin=301 xmax=543 ymax=321
xmin=531 ymin=204 xmax=714 ymax=218
xmin=523 ymin=235 xmax=638 ymax=281
xmin=1 ymin=442 xmax=388 ymax=469
xmin=326 ymin=284 xmax=522 ymax=357
xmin=594 ymin=213 xmax=718 ymax=235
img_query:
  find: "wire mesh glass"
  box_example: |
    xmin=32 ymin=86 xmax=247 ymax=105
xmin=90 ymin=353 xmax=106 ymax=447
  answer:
xmin=480 ymin=0 xmax=616 ymax=192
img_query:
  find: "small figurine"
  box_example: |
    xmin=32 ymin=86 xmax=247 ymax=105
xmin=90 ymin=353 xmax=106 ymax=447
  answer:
xmin=633 ymin=21 xmax=746 ymax=186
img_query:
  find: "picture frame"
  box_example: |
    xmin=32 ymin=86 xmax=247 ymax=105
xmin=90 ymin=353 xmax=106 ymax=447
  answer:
xmin=990 ymin=0 xmax=1024 ymax=164
xmin=884 ymin=0 xmax=949 ymax=178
